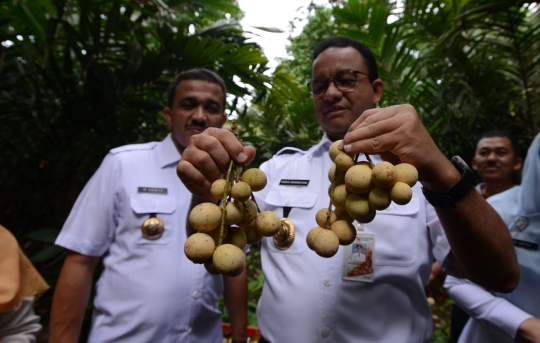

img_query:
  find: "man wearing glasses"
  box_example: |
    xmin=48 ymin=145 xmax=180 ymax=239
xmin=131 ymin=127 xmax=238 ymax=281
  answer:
xmin=177 ymin=36 xmax=519 ymax=342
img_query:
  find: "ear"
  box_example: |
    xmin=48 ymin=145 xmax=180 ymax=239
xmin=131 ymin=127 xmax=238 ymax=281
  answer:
xmin=513 ymin=157 xmax=524 ymax=171
xmin=220 ymin=112 xmax=228 ymax=126
xmin=471 ymin=157 xmax=478 ymax=171
xmin=371 ymin=79 xmax=385 ymax=104
xmin=163 ymin=107 xmax=172 ymax=127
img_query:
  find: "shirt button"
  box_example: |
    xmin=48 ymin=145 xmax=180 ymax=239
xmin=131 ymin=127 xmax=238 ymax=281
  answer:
xmin=192 ymin=291 xmax=199 ymax=299
xmin=188 ymin=327 xmax=192 ymax=334
xmin=150 ymin=202 xmax=157 ymax=209
xmin=285 ymin=199 xmax=291 ymax=205
xmin=321 ymin=327 xmax=330 ymax=337
xmin=324 ymin=278 xmax=332 ymax=287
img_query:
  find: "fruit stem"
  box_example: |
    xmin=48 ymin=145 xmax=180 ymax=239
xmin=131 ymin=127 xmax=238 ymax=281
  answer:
xmin=326 ymin=164 xmax=339 ymax=230
xmin=219 ymin=160 xmax=235 ymax=246
xmin=365 ymin=153 xmax=375 ymax=169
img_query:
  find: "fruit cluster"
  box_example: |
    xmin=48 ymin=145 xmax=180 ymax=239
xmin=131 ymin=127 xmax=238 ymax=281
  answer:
xmin=184 ymin=124 xmax=281 ymax=275
xmin=307 ymin=140 xmax=419 ymax=258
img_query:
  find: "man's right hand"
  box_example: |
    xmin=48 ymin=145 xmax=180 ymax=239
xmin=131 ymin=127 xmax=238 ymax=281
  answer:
xmin=518 ymin=317 xmax=540 ymax=343
xmin=176 ymin=128 xmax=256 ymax=201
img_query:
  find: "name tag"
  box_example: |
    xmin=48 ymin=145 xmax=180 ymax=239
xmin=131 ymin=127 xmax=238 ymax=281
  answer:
xmin=513 ymin=238 xmax=538 ymax=250
xmin=279 ymin=179 xmax=309 ymax=186
xmin=138 ymin=187 xmax=168 ymax=195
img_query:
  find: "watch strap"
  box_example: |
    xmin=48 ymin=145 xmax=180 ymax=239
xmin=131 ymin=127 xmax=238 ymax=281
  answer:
xmin=422 ymin=156 xmax=476 ymax=208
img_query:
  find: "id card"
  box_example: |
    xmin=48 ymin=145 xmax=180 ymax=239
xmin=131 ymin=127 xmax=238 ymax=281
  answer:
xmin=342 ymin=225 xmax=376 ymax=282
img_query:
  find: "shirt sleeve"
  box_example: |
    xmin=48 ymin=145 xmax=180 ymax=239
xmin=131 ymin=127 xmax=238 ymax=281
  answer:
xmin=55 ymin=153 xmax=120 ymax=256
xmin=444 ymin=275 xmax=533 ymax=340
xmin=424 ymin=195 xmax=453 ymax=272
xmin=0 ymin=296 xmax=41 ymax=343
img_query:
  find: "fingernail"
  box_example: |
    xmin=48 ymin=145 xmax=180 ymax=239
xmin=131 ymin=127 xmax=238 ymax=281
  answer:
xmin=338 ymin=141 xmax=344 ymax=150
xmin=344 ymin=144 xmax=352 ymax=152
xmin=202 ymin=180 xmax=210 ymax=188
xmin=238 ymin=152 xmax=247 ymax=163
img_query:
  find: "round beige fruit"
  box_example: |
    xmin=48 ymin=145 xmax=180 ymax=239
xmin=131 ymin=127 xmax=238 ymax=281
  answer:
xmin=204 ymin=259 xmax=220 ymax=275
xmin=223 ymin=226 xmax=247 ymax=249
xmin=306 ymin=227 xmax=324 ymax=250
xmin=390 ymin=182 xmax=413 ymax=205
xmin=213 ymin=244 xmax=245 ymax=276
xmin=334 ymin=208 xmax=354 ymax=224
xmin=395 ymin=163 xmax=418 ymax=187
xmin=345 ymin=194 xmax=372 ymax=221
xmin=335 ymin=152 xmax=355 ymax=172
xmin=255 ymin=211 xmax=281 ymax=237
xmin=224 ymin=201 xmax=243 ymax=225
xmin=371 ymin=161 xmax=397 ymax=189
xmin=345 ymin=164 xmax=374 ymax=194
xmin=237 ymin=199 xmax=258 ymax=226
xmin=369 ymin=187 xmax=391 ymax=210
xmin=231 ymin=181 xmax=252 ymax=202
xmin=312 ymin=229 xmax=340 ymax=258
xmin=315 ymin=208 xmax=337 ymax=228
xmin=206 ymin=226 xmax=229 ymax=246
xmin=240 ymin=221 xmax=264 ymax=245
xmin=241 ymin=168 xmax=267 ymax=192
xmin=331 ymin=184 xmax=349 ymax=210
xmin=210 ymin=179 xmax=230 ymax=200
xmin=330 ymin=220 xmax=356 ymax=245
xmin=329 ymin=140 xmax=343 ymax=162
xmin=189 ymin=202 xmax=222 ymax=232
xmin=184 ymin=232 xmax=215 ymax=263
xmin=328 ymin=164 xmax=346 ymax=185
xmin=359 ymin=208 xmax=376 ymax=223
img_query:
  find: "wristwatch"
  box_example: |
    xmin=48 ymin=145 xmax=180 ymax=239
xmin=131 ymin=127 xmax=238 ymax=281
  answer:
xmin=422 ymin=156 xmax=477 ymax=208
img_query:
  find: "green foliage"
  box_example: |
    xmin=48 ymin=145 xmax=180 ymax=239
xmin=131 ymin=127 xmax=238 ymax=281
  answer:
xmin=0 ymin=0 xmax=268 ymax=239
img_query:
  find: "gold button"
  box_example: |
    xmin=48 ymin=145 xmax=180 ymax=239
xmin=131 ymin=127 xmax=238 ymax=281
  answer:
xmin=141 ymin=216 xmax=165 ymax=240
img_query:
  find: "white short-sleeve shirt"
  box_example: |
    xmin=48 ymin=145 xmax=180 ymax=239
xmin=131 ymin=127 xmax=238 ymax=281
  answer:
xmin=253 ymin=135 xmax=451 ymax=343
xmin=56 ymin=134 xmax=224 ymax=343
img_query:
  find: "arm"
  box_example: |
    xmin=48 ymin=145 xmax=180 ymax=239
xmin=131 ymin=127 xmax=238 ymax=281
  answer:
xmin=49 ymin=250 xmax=100 ymax=343
xmin=445 ymin=275 xmax=533 ymax=342
xmin=223 ymin=268 xmax=248 ymax=342
xmin=341 ymin=104 xmax=519 ymax=292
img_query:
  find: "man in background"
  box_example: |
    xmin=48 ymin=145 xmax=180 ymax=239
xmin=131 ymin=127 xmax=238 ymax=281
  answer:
xmin=445 ymin=132 xmax=540 ymax=343
xmin=49 ymin=68 xmax=247 ymax=343
xmin=446 ymin=130 xmax=523 ymax=342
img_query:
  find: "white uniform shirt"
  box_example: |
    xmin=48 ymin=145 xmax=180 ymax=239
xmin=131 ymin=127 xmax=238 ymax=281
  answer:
xmin=445 ymin=133 xmax=540 ymax=343
xmin=253 ymin=135 xmax=451 ymax=343
xmin=56 ymin=134 xmax=224 ymax=343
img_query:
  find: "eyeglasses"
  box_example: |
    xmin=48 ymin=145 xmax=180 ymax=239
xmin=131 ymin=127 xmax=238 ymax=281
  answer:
xmin=307 ymin=70 xmax=369 ymax=96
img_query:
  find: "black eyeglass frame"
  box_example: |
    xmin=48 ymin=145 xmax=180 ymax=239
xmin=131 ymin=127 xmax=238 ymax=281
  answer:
xmin=307 ymin=70 xmax=370 ymax=96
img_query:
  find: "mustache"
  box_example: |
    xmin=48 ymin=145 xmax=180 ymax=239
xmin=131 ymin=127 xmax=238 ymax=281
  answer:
xmin=185 ymin=122 xmax=207 ymax=130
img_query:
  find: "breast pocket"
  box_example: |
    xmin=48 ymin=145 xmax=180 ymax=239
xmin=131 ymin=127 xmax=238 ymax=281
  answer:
xmin=130 ymin=195 xmax=177 ymax=246
xmin=366 ymin=197 xmax=420 ymax=266
xmin=263 ymin=189 xmax=319 ymax=255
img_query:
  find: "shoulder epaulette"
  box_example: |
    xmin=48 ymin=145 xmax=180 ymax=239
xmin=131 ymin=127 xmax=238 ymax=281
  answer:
xmin=109 ymin=141 xmax=158 ymax=155
xmin=275 ymin=147 xmax=306 ymax=156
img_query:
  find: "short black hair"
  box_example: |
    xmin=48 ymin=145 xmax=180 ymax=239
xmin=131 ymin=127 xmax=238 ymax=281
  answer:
xmin=475 ymin=131 xmax=521 ymax=158
xmin=167 ymin=68 xmax=227 ymax=110
xmin=313 ymin=36 xmax=378 ymax=82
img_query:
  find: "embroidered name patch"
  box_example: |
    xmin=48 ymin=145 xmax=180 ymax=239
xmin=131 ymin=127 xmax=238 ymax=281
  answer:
xmin=279 ymin=179 xmax=310 ymax=186
xmin=138 ymin=187 xmax=168 ymax=194
xmin=513 ymin=238 xmax=538 ymax=251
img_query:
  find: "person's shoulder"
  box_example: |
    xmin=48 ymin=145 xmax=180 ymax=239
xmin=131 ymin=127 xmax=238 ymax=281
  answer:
xmin=109 ymin=141 xmax=159 ymax=155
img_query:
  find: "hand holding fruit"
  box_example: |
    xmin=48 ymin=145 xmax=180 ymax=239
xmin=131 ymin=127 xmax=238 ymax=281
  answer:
xmin=177 ymin=127 xmax=257 ymax=202
xmin=341 ymin=104 xmax=460 ymax=193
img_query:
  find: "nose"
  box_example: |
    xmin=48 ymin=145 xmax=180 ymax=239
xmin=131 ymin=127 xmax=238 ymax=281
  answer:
xmin=191 ymin=105 xmax=207 ymax=121
xmin=323 ymin=79 xmax=343 ymax=101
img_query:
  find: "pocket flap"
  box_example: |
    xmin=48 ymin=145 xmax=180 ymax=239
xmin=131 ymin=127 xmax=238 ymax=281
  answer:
xmin=130 ymin=195 xmax=176 ymax=214
xmin=265 ymin=189 xmax=318 ymax=208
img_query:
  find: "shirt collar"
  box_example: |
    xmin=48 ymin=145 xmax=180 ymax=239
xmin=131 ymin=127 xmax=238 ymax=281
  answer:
xmin=157 ymin=134 xmax=181 ymax=168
